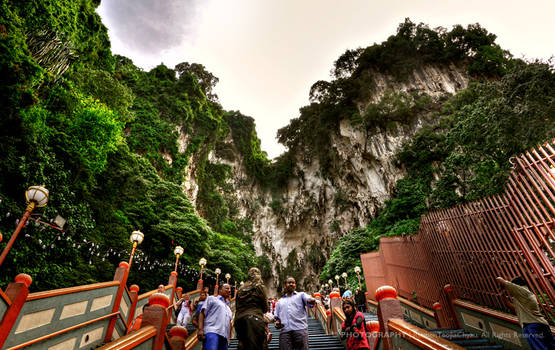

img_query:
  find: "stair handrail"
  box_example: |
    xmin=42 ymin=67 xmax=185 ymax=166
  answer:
xmin=314 ymin=302 xmax=330 ymax=334
xmin=387 ymin=318 xmax=465 ymax=350
xmin=25 ymin=281 xmax=120 ymax=301
xmin=332 ymin=306 xmax=346 ymax=336
xmin=453 ymin=298 xmax=555 ymax=334
xmin=95 ymin=325 xmax=157 ymax=350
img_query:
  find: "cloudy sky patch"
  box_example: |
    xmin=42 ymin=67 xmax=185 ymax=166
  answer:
xmin=98 ymin=0 xmax=198 ymax=54
xmin=98 ymin=0 xmax=554 ymax=158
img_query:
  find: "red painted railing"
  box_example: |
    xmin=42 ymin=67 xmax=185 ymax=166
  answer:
xmin=362 ymin=139 xmax=555 ymax=327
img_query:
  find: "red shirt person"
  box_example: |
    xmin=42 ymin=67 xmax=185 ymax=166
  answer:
xmin=341 ymin=299 xmax=369 ymax=350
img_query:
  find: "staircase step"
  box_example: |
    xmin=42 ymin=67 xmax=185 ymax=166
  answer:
xmin=229 ymin=316 xmax=344 ymax=350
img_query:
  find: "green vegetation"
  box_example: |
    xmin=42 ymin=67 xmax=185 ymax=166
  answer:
xmin=0 ymin=0 xmax=257 ymax=291
xmin=1 ymin=1 xmax=552 ymax=296
xmin=321 ymin=60 xmax=555 ymax=284
xmin=278 ymin=19 xmax=512 ymax=180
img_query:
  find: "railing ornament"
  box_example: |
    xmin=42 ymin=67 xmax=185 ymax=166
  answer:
xmin=375 ymin=285 xmax=397 ymax=301
xmin=15 ymin=273 xmax=32 ymax=287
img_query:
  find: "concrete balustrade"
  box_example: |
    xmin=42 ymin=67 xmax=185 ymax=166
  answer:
xmin=2 ymin=279 xmax=120 ymax=349
xmin=0 ymin=261 xmax=199 ymax=350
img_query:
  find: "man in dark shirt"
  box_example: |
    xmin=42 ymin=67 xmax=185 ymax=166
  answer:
xmin=355 ymin=288 xmax=366 ymax=312
xmin=234 ymin=267 xmax=268 ymax=350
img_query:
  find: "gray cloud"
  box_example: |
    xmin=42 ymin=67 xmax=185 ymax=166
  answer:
xmin=100 ymin=0 xmax=198 ymax=54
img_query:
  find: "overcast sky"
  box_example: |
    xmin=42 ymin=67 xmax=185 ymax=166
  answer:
xmin=97 ymin=0 xmax=554 ymax=158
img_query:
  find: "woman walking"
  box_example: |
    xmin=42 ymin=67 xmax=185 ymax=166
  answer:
xmin=176 ymin=293 xmax=193 ymax=327
xmin=234 ymin=267 xmax=269 ymax=350
xmin=341 ymin=299 xmax=370 ymax=350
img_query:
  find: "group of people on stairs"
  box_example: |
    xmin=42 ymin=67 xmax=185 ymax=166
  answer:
xmin=165 ymin=267 xmax=370 ymax=350
xmin=167 ymin=268 xmax=555 ymax=350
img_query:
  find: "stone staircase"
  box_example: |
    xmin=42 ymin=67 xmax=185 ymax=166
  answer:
xmin=229 ymin=316 xmax=344 ymax=350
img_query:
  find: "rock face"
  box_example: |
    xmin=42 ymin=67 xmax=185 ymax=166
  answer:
xmin=185 ymin=63 xmax=469 ymax=294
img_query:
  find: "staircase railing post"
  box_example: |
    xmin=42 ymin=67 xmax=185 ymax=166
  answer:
xmin=364 ymin=292 xmax=369 ymax=312
xmin=328 ymin=291 xmax=341 ymax=335
xmin=0 ymin=274 xmax=32 ymax=348
xmin=126 ymin=284 xmax=140 ymax=331
xmin=167 ymin=271 xmax=178 ymax=307
xmin=432 ymin=301 xmax=445 ymax=328
xmin=176 ymin=287 xmax=183 ymax=300
xmin=313 ymin=293 xmax=321 ymax=318
xmin=168 ymin=326 xmax=188 ymax=350
xmin=104 ymin=261 xmax=130 ymax=343
xmin=376 ymin=286 xmax=403 ymax=350
xmin=367 ymin=320 xmax=380 ymax=350
xmin=142 ymin=293 xmax=170 ymax=350
xmin=443 ymin=284 xmax=462 ymax=328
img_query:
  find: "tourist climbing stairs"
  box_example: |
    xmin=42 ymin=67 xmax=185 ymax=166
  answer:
xmin=229 ymin=316 xmax=344 ymax=350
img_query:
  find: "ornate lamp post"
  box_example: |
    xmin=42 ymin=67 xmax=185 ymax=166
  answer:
xmin=334 ymin=275 xmax=340 ymax=289
xmin=213 ymin=267 xmax=221 ymax=296
xmin=173 ymin=246 xmax=184 ymax=272
xmin=341 ymin=272 xmax=348 ymax=289
xmin=354 ymin=266 xmax=362 ymax=289
xmin=128 ymin=230 xmax=144 ymax=267
xmin=0 ymin=186 xmax=49 ymax=266
xmin=225 ymin=273 xmax=231 ymax=284
xmin=215 ymin=268 xmax=221 ymax=285
xmin=199 ymin=257 xmax=207 ymax=283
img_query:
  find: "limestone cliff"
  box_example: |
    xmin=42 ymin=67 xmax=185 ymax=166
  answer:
xmin=180 ymin=62 xmax=469 ymax=293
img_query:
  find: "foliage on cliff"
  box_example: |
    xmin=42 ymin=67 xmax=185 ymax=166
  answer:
xmin=278 ymin=18 xmax=512 ymax=178
xmin=0 ymin=0 xmax=258 ymax=291
xmin=321 ymin=60 xmax=555 ymax=286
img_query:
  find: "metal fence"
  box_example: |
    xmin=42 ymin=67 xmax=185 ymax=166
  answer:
xmin=361 ymin=140 xmax=555 ymax=327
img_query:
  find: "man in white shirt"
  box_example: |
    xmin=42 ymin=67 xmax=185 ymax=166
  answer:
xmin=275 ymin=277 xmax=316 ymax=350
xmin=198 ymin=283 xmax=232 ymax=350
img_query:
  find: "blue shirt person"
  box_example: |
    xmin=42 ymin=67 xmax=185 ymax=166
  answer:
xmin=198 ymin=283 xmax=233 ymax=350
xmin=342 ymin=289 xmax=352 ymax=299
xmin=275 ymin=277 xmax=316 ymax=350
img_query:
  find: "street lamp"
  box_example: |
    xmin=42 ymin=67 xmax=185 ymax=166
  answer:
xmin=341 ymin=272 xmax=348 ymax=288
xmin=354 ymin=266 xmax=362 ymax=289
xmin=199 ymin=257 xmax=207 ymax=281
xmin=0 ymin=186 xmax=49 ymax=266
xmin=225 ymin=273 xmax=231 ymax=284
xmin=128 ymin=230 xmax=144 ymax=267
xmin=215 ymin=268 xmax=221 ymax=285
xmin=173 ymin=246 xmax=184 ymax=272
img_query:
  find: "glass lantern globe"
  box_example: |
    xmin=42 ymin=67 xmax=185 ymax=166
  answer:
xmin=174 ymin=246 xmax=184 ymax=256
xmin=25 ymin=186 xmax=49 ymax=207
xmin=129 ymin=230 xmax=144 ymax=244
